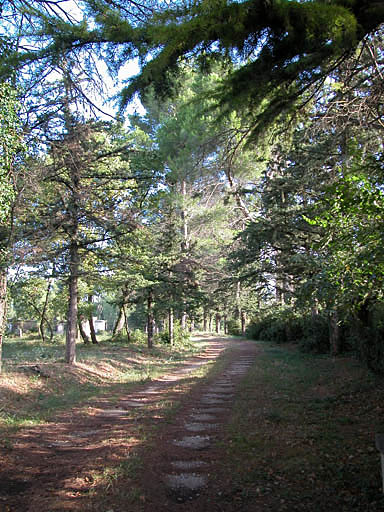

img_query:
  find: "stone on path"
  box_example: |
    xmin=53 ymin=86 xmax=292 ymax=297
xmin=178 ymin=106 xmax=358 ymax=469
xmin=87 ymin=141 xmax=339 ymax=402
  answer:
xmin=185 ymin=422 xmax=219 ymax=432
xmin=165 ymin=473 xmax=207 ymax=502
xmin=171 ymin=460 xmax=208 ymax=470
xmin=70 ymin=430 xmax=100 ymax=438
xmin=202 ymin=393 xmax=230 ymax=400
xmin=189 ymin=413 xmax=216 ymax=421
xmin=195 ymin=407 xmax=227 ymax=413
xmin=98 ymin=409 xmax=129 ymax=416
xmin=200 ymin=397 xmax=226 ymax=405
xmin=173 ymin=435 xmax=210 ymax=450
xmin=120 ymin=400 xmax=146 ymax=408
xmin=165 ymin=473 xmax=207 ymax=490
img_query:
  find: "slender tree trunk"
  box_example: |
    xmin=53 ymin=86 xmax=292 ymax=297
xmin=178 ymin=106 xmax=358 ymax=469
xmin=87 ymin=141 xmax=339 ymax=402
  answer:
xmin=66 ymin=242 xmax=79 ymax=364
xmin=88 ymin=295 xmax=98 ymax=344
xmin=112 ymin=306 xmax=125 ymax=337
xmin=181 ymin=180 xmax=189 ymax=251
xmin=147 ymin=289 xmax=154 ymax=348
xmin=203 ymin=309 xmax=208 ymax=332
xmin=122 ymin=304 xmax=131 ymax=343
xmin=241 ymin=310 xmax=247 ymax=336
xmin=215 ymin=312 xmax=221 ymax=334
xmin=181 ymin=311 xmax=187 ymax=330
xmin=63 ymin=60 xmax=82 ymax=365
xmin=168 ymin=308 xmax=174 ymax=345
xmin=0 ymin=271 xmax=7 ymax=374
xmin=223 ymin=314 xmax=228 ymax=334
xmin=45 ymin=319 xmax=54 ymax=343
xmin=78 ymin=316 xmax=90 ymax=344
xmin=189 ymin=316 xmax=195 ymax=333
xmin=39 ymin=279 xmax=52 ymax=343
xmin=88 ymin=315 xmax=98 ymax=344
xmin=236 ymin=281 xmax=242 ymax=331
xmin=38 ymin=323 xmax=45 ymax=343
xmin=208 ymin=313 xmax=213 ymax=332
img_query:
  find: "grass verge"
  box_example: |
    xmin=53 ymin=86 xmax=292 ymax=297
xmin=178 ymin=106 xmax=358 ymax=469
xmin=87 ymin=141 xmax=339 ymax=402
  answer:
xmin=0 ymin=334 xmax=206 ymax=430
xmin=220 ymin=341 xmax=384 ymax=511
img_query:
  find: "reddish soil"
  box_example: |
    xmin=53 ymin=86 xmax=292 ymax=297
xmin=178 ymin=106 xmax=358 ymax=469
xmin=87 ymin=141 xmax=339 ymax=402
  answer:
xmin=0 ymin=337 xmax=258 ymax=512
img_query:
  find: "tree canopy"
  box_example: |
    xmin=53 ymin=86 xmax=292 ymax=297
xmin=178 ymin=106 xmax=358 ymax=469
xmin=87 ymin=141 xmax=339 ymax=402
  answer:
xmin=5 ymin=0 xmax=383 ymax=141
xmin=1 ymin=0 xmax=384 ymax=373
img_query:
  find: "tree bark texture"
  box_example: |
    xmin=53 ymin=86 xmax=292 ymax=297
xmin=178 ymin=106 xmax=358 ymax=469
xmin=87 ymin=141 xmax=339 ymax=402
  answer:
xmin=241 ymin=310 xmax=247 ymax=336
xmin=122 ymin=304 xmax=131 ymax=343
xmin=215 ymin=312 xmax=221 ymax=334
xmin=112 ymin=306 xmax=125 ymax=337
xmin=147 ymin=289 xmax=154 ymax=348
xmin=88 ymin=295 xmax=98 ymax=344
xmin=66 ymin=242 xmax=79 ymax=364
xmin=39 ymin=279 xmax=52 ymax=343
xmin=203 ymin=309 xmax=208 ymax=332
xmin=78 ymin=316 xmax=90 ymax=344
xmin=168 ymin=308 xmax=174 ymax=345
xmin=0 ymin=271 xmax=7 ymax=374
xmin=181 ymin=311 xmax=187 ymax=330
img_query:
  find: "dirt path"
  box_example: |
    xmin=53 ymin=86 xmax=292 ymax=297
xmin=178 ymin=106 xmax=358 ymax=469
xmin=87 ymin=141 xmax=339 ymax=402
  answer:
xmin=0 ymin=337 xmax=258 ymax=512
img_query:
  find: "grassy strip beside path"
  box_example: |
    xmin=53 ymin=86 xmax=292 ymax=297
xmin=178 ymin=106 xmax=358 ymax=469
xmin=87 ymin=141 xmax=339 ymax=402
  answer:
xmin=0 ymin=335 xmax=206 ymax=430
xmin=220 ymin=341 xmax=384 ymax=511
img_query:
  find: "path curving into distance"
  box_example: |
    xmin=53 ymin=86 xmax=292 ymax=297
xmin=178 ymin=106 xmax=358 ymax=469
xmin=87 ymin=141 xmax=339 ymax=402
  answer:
xmin=0 ymin=336 xmax=257 ymax=512
xmin=136 ymin=336 xmax=258 ymax=511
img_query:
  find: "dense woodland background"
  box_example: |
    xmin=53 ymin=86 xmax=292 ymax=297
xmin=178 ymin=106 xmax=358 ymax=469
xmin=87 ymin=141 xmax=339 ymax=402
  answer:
xmin=1 ymin=0 xmax=384 ymax=371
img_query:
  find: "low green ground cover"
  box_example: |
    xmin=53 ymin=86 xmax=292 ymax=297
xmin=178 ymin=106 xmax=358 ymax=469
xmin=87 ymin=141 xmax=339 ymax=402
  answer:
xmin=222 ymin=342 xmax=384 ymax=511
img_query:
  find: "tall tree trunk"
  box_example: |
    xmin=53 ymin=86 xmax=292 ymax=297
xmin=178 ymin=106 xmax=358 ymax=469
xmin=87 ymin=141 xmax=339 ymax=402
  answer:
xmin=241 ymin=310 xmax=247 ymax=336
xmin=203 ymin=308 xmax=208 ymax=332
xmin=208 ymin=313 xmax=213 ymax=332
xmin=122 ymin=304 xmax=131 ymax=343
xmin=45 ymin=319 xmax=54 ymax=343
xmin=189 ymin=316 xmax=195 ymax=333
xmin=168 ymin=308 xmax=174 ymax=345
xmin=236 ymin=281 xmax=242 ymax=331
xmin=223 ymin=314 xmax=228 ymax=334
xmin=181 ymin=311 xmax=187 ymax=330
xmin=147 ymin=289 xmax=154 ymax=348
xmin=181 ymin=180 xmax=189 ymax=251
xmin=66 ymin=242 xmax=79 ymax=364
xmin=215 ymin=312 xmax=221 ymax=334
xmin=78 ymin=316 xmax=90 ymax=344
xmin=112 ymin=306 xmax=125 ymax=337
xmin=0 ymin=271 xmax=7 ymax=374
xmin=63 ymin=59 xmax=81 ymax=365
xmin=39 ymin=278 xmax=52 ymax=343
xmin=88 ymin=315 xmax=98 ymax=344
xmin=88 ymin=295 xmax=98 ymax=344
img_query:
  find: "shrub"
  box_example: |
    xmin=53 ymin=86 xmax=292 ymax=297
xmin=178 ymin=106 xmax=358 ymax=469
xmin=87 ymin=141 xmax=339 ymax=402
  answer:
xmin=247 ymin=306 xmax=303 ymax=344
xmin=155 ymin=322 xmax=191 ymax=346
xmin=299 ymin=314 xmax=330 ymax=353
xmin=226 ymin=318 xmax=241 ymax=336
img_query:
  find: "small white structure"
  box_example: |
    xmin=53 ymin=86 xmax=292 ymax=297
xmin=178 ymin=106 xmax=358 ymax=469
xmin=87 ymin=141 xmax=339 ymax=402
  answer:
xmin=82 ymin=317 xmax=106 ymax=336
